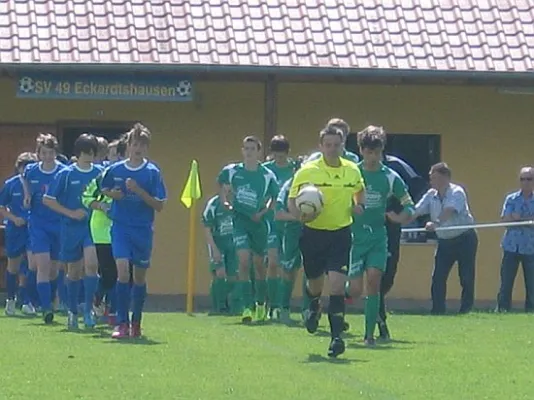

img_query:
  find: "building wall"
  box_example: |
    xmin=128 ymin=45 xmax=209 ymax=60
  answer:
xmin=0 ymin=77 xmax=533 ymax=303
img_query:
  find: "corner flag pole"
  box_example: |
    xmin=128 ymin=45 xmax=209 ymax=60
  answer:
xmin=180 ymin=160 xmax=202 ymax=315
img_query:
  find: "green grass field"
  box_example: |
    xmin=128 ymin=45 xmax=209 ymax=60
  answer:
xmin=0 ymin=310 xmax=532 ymax=400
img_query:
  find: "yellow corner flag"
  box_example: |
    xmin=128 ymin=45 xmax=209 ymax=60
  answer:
xmin=181 ymin=160 xmax=202 ymax=315
xmin=180 ymin=160 xmax=202 ymax=208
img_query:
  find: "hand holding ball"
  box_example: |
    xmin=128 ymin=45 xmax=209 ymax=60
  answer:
xmin=295 ymin=185 xmax=324 ymax=217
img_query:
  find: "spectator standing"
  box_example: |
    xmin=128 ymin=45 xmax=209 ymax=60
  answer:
xmin=496 ymin=167 xmax=534 ymax=312
xmin=411 ymin=162 xmax=478 ymax=314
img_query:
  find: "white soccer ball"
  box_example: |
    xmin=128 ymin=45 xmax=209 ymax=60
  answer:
xmin=295 ymin=185 xmax=324 ymax=215
xmin=176 ymin=80 xmax=192 ymax=97
xmin=19 ymin=76 xmax=35 ymax=93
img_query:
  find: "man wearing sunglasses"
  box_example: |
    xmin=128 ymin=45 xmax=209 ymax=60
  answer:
xmin=496 ymin=167 xmax=534 ymax=312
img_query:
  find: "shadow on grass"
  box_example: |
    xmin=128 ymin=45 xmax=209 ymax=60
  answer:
xmin=4 ymin=314 xmax=38 ymax=320
xmin=26 ymin=320 xmax=62 ymax=327
xmin=315 ymin=329 xmax=358 ymax=339
xmin=101 ymin=336 xmax=164 ymax=346
xmin=347 ymin=342 xmax=410 ymax=351
xmin=58 ymin=326 xmax=110 ymax=335
xmin=303 ymin=353 xmax=366 ymax=364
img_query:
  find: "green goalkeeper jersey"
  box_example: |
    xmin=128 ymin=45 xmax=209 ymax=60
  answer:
xmin=81 ymin=174 xmax=113 ymax=244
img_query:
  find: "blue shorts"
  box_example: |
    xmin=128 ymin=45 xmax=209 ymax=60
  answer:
xmin=29 ymin=222 xmax=60 ymax=260
xmin=111 ymin=223 xmax=153 ymax=268
xmin=60 ymin=223 xmax=94 ymax=263
xmin=5 ymin=224 xmax=29 ymax=258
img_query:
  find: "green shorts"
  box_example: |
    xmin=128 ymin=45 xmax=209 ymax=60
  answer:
xmin=232 ymin=213 xmax=269 ymax=256
xmin=208 ymin=245 xmax=238 ymax=277
xmin=280 ymin=223 xmax=302 ymax=272
xmin=348 ymin=235 xmax=388 ymax=278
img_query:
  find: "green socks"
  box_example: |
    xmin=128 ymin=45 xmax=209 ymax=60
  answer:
xmin=255 ymin=279 xmax=267 ymax=305
xmin=365 ymin=294 xmax=380 ymax=338
xmin=278 ymin=278 xmax=294 ymax=309
xmin=267 ymin=278 xmax=279 ymax=308
xmin=236 ymin=280 xmax=253 ymax=310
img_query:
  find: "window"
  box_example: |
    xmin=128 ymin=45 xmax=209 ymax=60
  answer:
xmin=61 ymin=126 xmax=128 ymax=157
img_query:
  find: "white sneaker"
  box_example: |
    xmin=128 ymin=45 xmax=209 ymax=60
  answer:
xmin=21 ymin=303 xmax=37 ymax=315
xmin=5 ymin=299 xmax=16 ymax=316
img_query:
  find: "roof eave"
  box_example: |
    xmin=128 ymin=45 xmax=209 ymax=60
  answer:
xmin=2 ymin=63 xmax=534 ymax=84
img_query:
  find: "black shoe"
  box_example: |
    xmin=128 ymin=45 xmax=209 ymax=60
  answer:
xmin=377 ymin=321 xmax=391 ymax=342
xmin=342 ymin=320 xmax=350 ymax=332
xmin=328 ymin=337 xmax=345 ymax=358
xmin=303 ymin=309 xmax=319 ymax=334
xmin=43 ymin=310 xmax=54 ymax=324
xmin=364 ymin=336 xmax=376 ymax=347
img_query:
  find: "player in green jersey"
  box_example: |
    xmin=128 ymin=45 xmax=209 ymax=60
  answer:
xmin=346 ymin=126 xmax=415 ymax=346
xmin=218 ymin=136 xmax=280 ymax=323
xmin=305 ymin=118 xmax=360 ymax=164
xmin=275 ymin=175 xmax=304 ymax=323
xmin=262 ymin=135 xmax=300 ymax=320
xmin=202 ymin=194 xmax=238 ymax=314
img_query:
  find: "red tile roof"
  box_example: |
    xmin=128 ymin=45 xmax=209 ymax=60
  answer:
xmin=1 ymin=0 xmax=534 ymax=74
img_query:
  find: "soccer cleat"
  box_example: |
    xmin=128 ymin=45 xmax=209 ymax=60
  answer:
xmin=21 ymin=303 xmax=37 ymax=315
xmin=241 ymin=308 xmax=253 ymax=324
xmin=280 ymin=308 xmax=291 ymax=324
xmin=43 ymin=310 xmax=54 ymax=324
xmin=5 ymin=299 xmax=16 ymax=316
xmin=255 ymin=303 xmax=266 ymax=322
xmin=327 ymin=337 xmax=346 ymax=358
xmin=377 ymin=321 xmax=391 ymax=342
xmin=130 ymin=322 xmax=142 ymax=338
xmin=93 ymin=302 xmax=106 ymax=319
xmin=67 ymin=312 xmax=79 ymax=330
xmin=342 ymin=320 xmax=350 ymax=332
xmin=83 ymin=311 xmax=96 ymax=329
xmin=364 ymin=336 xmax=376 ymax=347
xmin=303 ymin=309 xmax=319 ymax=334
xmin=111 ymin=323 xmax=130 ymax=339
xmin=269 ymin=307 xmax=281 ymax=321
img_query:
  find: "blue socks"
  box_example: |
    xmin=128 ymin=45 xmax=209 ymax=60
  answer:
xmin=84 ymin=275 xmax=98 ymax=315
xmin=67 ymin=279 xmax=81 ymax=315
xmin=116 ymin=282 xmax=130 ymax=324
xmin=18 ymin=284 xmax=28 ymax=305
xmin=131 ymin=284 xmax=147 ymax=323
xmin=57 ymin=269 xmax=67 ymax=306
xmin=26 ymin=270 xmax=39 ymax=307
xmin=6 ymin=270 xmax=18 ymax=300
xmin=78 ymin=280 xmax=85 ymax=305
xmin=37 ymin=281 xmax=52 ymax=311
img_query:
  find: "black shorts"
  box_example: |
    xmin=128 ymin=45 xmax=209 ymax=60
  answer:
xmin=299 ymin=225 xmax=352 ymax=280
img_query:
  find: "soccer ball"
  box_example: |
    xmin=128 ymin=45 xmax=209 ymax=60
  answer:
xmin=19 ymin=76 xmax=35 ymax=93
xmin=176 ymin=80 xmax=192 ymax=97
xmin=295 ymin=185 xmax=324 ymax=215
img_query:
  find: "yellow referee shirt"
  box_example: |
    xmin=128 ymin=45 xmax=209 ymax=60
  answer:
xmin=289 ymin=155 xmax=365 ymax=231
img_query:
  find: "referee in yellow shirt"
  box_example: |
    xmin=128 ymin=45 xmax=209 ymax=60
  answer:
xmin=288 ymin=125 xmax=365 ymax=358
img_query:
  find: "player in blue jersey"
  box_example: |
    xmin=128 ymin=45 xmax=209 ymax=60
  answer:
xmin=1 ymin=152 xmax=38 ymax=316
xmin=22 ymin=133 xmax=65 ymax=324
xmin=43 ymin=134 xmax=103 ymax=329
xmin=101 ymin=123 xmax=167 ymax=339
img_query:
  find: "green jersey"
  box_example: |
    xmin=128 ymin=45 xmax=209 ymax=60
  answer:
xmin=353 ymin=162 xmax=414 ymax=236
xmin=306 ymin=149 xmax=359 ymax=164
xmin=81 ymin=174 xmax=113 ymax=244
xmin=262 ymin=159 xmax=299 ymax=187
xmin=201 ymin=195 xmax=234 ymax=250
xmin=217 ymin=162 xmax=279 ymax=218
xmin=275 ymin=178 xmax=301 ymax=236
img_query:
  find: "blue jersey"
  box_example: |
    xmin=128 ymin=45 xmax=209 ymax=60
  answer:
xmin=101 ymin=159 xmax=167 ymax=227
xmin=23 ymin=161 xmax=65 ymax=224
xmin=45 ymin=163 xmax=104 ymax=224
xmin=0 ymin=174 xmax=28 ymax=224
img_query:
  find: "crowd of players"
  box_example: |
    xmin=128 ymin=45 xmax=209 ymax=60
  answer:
xmin=204 ymin=118 xmax=423 ymax=355
xmin=1 ymin=123 xmax=166 ymax=339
